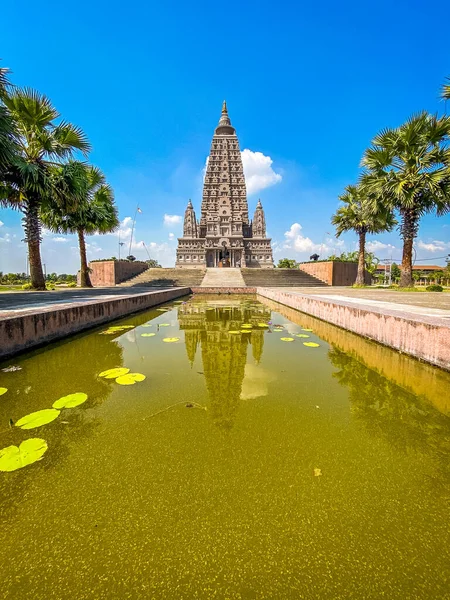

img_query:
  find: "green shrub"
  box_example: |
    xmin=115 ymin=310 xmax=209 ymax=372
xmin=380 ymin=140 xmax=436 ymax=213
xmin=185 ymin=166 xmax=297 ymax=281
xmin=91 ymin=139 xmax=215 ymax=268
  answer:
xmin=46 ymin=283 xmax=56 ymax=291
xmin=426 ymin=284 xmax=443 ymax=292
xmin=22 ymin=283 xmax=32 ymax=290
xmin=67 ymin=282 xmax=77 ymax=288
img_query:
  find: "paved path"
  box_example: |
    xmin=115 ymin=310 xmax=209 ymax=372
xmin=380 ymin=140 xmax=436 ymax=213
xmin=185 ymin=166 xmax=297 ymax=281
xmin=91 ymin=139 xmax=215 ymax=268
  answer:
xmin=274 ymin=286 xmax=450 ymax=312
xmin=0 ymin=287 xmax=158 ymax=316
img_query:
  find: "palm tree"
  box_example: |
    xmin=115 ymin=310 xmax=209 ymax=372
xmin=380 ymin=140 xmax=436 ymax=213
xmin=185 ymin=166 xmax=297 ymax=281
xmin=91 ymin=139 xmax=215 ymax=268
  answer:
xmin=441 ymin=76 xmax=450 ymax=102
xmin=0 ymin=65 xmax=17 ymax=180
xmin=1 ymin=89 xmax=90 ymax=289
xmin=331 ymin=184 xmax=396 ymax=285
xmin=41 ymin=163 xmax=118 ymax=287
xmin=361 ymin=112 xmax=450 ymax=287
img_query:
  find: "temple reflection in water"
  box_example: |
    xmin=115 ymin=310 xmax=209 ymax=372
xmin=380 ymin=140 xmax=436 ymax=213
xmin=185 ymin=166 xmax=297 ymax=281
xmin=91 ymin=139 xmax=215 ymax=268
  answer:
xmin=178 ymin=297 xmax=271 ymax=428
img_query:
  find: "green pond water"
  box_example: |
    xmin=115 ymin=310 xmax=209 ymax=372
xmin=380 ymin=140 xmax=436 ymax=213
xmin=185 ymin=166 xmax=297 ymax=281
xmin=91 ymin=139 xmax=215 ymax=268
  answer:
xmin=0 ymin=294 xmax=449 ymax=599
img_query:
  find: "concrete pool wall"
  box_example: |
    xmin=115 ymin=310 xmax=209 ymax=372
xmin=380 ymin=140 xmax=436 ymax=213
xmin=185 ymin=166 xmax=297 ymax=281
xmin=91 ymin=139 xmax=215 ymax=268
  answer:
xmin=257 ymin=288 xmax=450 ymax=372
xmin=0 ymin=287 xmax=190 ymax=360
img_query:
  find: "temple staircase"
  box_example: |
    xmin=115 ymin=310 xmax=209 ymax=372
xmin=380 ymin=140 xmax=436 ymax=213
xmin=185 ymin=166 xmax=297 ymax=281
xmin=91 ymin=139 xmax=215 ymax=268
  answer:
xmin=119 ymin=268 xmax=205 ymax=288
xmin=241 ymin=268 xmax=327 ymax=287
xmin=200 ymin=268 xmax=246 ymax=288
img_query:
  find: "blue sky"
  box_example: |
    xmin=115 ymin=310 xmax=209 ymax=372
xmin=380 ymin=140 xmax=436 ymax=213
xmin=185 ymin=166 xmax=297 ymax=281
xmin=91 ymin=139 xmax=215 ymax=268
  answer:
xmin=1 ymin=0 xmax=450 ymax=272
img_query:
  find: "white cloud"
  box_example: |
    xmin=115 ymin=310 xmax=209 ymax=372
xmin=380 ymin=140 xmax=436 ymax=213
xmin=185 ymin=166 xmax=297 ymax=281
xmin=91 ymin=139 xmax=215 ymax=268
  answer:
xmin=168 ymin=232 xmax=175 ymax=240
xmin=281 ymin=223 xmax=345 ymax=258
xmin=283 ymin=223 xmax=323 ymax=254
xmin=417 ymin=239 xmax=450 ymax=253
xmin=366 ymin=240 xmax=397 ymax=253
xmin=86 ymin=242 xmax=103 ymax=255
xmin=0 ymin=233 xmax=11 ymax=243
xmin=241 ymin=149 xmax=282 ymax=195
xmin=163 ymin=214 xmax=182 ymax=226
xmin=146 ymin=241 xmax=176 ymax=266
xmin=52 ymin=236 xmax=68 ymax=243
xmin=114 ymin=216 xmax=133 ymax=240
xmin=0 ymin=221 xmax=4 ymax=227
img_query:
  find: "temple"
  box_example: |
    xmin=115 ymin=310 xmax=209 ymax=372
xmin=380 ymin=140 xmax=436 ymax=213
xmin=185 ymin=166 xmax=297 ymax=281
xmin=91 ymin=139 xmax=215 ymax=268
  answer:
xmin=176 ymin=102 xmax=274 ymax=268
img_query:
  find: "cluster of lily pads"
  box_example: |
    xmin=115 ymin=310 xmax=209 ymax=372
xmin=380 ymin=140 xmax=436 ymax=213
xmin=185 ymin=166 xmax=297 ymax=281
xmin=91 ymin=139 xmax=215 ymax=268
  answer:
xmin=99 ymin=316 xmax=181 ymax=344
xmin=265 ymin=322 xmax=320 ymax=347
xmin=99 ymin=368 xmax=146 ymax=386
xmin=99 ymin=325 xmax=135 ymax=335
xmin=0 ymin=392 xmax=88 ymax=473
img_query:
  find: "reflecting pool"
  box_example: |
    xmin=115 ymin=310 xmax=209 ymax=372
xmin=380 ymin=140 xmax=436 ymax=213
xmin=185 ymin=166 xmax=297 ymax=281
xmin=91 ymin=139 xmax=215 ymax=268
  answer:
xmin=0 ymin=295 xmax=449 ymax=599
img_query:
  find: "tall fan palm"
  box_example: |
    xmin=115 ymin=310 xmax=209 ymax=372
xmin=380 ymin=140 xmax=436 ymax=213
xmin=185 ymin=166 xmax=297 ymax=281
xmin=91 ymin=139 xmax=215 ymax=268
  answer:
xmin=0 ymin=65 xmax=17 ymax=179
xmin=332 ymin=184 xmax=396 ymax=285
xmin=41 ymin=163 xmax=118 ymax=287
xmin=1 ymin=89 xmax=90 ymax=289
xmin=361 ymin=112 xmax=450 ymax=287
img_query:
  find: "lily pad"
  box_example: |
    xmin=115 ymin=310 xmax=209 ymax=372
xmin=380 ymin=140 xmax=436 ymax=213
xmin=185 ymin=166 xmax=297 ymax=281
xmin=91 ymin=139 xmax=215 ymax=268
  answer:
xmin=15 ymin=408 xmax=60 ymax=430
xmin=302 ymin=328 xmax=313 ymax=332
xmin=240 ymin=330 xmax=252 ymax=334
xmin=273 ymin=328 xmax=284 ymax=332
xmin=53 ymin=393 xmax=88 ymax=409
xmin=0 ymin=438 xmax=48 ymax=472
xmin=163 ymin=337 xmax=180 ymax=343
xmin=99 ymin=367 xmax=130 ymax=379
xmin=280 ymin=337 xmax=294 ymax=342
xmin=159 ymin=323 xmax=171 ymax=327
xmin=229 ymin=331 xmax=241 ymax=334
xmin=295 ymin=334 xmax=310 ymax=338
xmin=0 ymin=388 xmax=8 ymax=396
xmin=303 ymin=342 xmax=320 ymax=348
xmin=115 ymin=373 xmax=146 ymax=385
xmin=241 ymin=324 xmax=252 ymax=328
xmin=141 ymin=323 xmax=152 ymax=327
xmin=258 ymin=323 xmax=269 ymax=328
xmin=314 ymin=468 xmax=322 ymax=477
xmin=141 ymin=333 xmax=156 ymax=337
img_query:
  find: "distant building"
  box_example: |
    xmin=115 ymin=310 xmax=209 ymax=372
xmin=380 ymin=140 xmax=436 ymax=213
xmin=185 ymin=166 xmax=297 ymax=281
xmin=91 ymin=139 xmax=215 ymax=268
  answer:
xmin=375 ymin=264 xmax=444 ymax=274
xmin=176 ymin=102 xmax=274 ymax=269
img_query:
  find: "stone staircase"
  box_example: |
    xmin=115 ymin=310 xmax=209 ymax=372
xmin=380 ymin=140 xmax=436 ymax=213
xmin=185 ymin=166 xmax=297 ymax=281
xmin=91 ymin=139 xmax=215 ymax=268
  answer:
xmin=241 ymin=268 xmax=327 ymax=287
xmin=200 ymin=268 xmax=247 ymax=288
xmin=119 ymin=268 xmax=205 ymax=288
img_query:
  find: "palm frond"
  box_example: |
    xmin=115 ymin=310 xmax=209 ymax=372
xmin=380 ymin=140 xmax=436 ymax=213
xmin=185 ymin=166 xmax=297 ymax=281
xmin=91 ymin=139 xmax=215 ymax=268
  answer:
xmin=440 ymin=76 xmax=450 ymax=101
xmin=52 ymin=121 xmax=91 ymax=157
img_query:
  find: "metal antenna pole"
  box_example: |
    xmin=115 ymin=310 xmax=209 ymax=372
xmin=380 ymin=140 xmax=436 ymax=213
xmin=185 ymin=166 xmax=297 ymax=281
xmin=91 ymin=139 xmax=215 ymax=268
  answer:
xmin=128 ymin=204 xmax=140 ymax=257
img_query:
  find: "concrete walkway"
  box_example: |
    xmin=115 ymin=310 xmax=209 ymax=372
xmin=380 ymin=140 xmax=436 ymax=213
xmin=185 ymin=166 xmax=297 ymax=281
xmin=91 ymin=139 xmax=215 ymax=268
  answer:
xmin=0 ymin=287 xmax=158 ymax=316
xmin=279 ymin=286 xmax=450 ymax=311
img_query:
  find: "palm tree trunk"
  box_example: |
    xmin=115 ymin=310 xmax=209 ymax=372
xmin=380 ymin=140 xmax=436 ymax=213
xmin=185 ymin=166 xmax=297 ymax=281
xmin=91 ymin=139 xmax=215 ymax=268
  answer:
xmin=23 ymin=197 xmax=46 ymax=290
xmin=400 ymin=209 xmax=416 ymax=287
xmin=356 ymin=230 xmax=366 ymax=285
xmin=78 ymin=228 xmax=92 ymax=288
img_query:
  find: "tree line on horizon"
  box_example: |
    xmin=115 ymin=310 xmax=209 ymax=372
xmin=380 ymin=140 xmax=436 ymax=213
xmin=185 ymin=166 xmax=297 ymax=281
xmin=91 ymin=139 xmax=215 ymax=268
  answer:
xmin=332 ymin=77 xmax=450 ymax=287
xmin=0 ymin=63 xmax=119 ymax=289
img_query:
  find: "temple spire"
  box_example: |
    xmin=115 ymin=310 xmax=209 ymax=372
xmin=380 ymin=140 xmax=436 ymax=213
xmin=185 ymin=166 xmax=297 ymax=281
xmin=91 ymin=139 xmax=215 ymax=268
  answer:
xmin=216 ymin=100 xmax=234 ymax=134
xmin=183 ymin=199 xmax=197 ymax=238
xmin=253 ymin=199 xmax=267 ymax=238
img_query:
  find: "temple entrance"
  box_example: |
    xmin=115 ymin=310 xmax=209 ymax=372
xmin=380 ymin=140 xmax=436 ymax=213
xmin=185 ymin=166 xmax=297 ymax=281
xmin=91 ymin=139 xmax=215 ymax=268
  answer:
xmin=206 ymin=248 xmax=242 ymax=267
xmin=218 ymin=249 xmax=230 ymax=268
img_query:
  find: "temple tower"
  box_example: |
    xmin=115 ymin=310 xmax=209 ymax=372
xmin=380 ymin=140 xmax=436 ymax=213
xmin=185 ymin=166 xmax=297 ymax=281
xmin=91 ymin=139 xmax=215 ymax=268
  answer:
xmin=176 ymin=102 xmax=274 ymax=268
